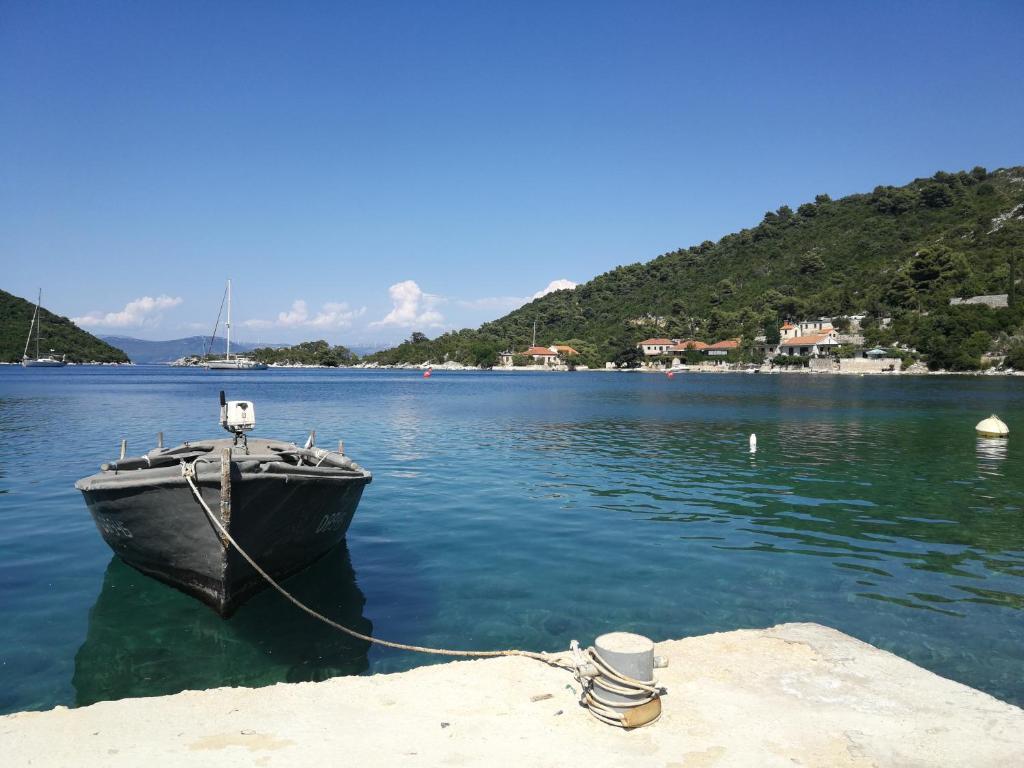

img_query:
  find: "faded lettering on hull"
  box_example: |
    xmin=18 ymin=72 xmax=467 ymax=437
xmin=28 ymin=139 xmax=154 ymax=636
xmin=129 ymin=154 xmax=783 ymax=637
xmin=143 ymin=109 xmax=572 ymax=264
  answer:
xmin=315 ymin=512 xmax=347 ymax=534
xmin=95 ymin=514 xmax=133 ymax=539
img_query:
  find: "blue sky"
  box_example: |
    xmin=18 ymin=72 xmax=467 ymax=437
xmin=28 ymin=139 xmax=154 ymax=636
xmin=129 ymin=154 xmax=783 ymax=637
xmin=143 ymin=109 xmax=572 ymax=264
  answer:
xmin=2 ymin=1 xmax=1022 ymax=347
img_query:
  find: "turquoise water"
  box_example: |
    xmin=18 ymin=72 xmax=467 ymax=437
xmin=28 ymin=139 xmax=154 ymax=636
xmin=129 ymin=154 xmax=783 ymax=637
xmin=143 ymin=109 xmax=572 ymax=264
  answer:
xmin=1 ymin=367 xmax=1022 ymax=714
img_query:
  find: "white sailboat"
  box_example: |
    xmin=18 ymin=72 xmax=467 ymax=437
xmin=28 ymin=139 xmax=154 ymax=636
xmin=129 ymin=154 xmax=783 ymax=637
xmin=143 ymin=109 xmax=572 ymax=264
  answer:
xmin=22 ymin=289 xmax=67 ymax=367
xmin=205 ymin=280 xmax=267 ymax=371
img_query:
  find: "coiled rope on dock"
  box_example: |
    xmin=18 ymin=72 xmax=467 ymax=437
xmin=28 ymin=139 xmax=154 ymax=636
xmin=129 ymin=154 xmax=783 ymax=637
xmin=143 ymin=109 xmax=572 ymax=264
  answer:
xmin=570 ymin=641 xmax=662 ymax=727
xmin=180 ymin=458 xmax=662 ymax=727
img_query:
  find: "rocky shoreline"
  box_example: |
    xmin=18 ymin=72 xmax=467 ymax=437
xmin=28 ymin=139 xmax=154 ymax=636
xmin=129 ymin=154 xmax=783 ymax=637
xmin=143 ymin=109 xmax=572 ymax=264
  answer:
xmin=160 ymin=357 xmax=1024 ymax=376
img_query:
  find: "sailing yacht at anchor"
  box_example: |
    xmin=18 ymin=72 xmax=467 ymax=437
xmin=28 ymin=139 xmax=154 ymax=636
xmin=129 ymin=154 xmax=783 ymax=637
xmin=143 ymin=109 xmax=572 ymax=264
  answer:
xmin=22 ymin=289 xmax=67 ymax=367
xmin=205 ymin=280 xmax=267 ymax=371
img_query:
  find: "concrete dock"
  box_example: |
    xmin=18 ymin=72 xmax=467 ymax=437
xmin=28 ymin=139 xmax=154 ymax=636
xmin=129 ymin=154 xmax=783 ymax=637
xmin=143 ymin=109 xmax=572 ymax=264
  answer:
xmin=2 ymin=623 xmax=1021 ymax=767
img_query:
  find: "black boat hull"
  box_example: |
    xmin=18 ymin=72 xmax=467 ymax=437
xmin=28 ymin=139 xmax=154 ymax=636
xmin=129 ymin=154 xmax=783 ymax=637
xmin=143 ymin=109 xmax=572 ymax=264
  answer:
xmin=80 ymin=468 xmax=369 ymax=616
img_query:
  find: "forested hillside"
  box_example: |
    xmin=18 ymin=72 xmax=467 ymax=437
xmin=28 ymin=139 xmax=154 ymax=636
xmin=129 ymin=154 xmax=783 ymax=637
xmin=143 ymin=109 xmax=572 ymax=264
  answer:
xmin=369 ymin=167 xmax=1024 ymax=369
xmin=251 ymin=340 xmax=358 ymax=366
xmin=0 ymin=290 xmax=130 ymax=363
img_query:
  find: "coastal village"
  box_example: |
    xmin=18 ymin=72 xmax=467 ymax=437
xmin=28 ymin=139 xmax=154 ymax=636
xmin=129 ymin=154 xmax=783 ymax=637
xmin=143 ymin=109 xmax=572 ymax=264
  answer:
xmin=633 ymin=317 xmax=903 ymax=373
xmin=487 ymin=316 xmax=908 ymax=374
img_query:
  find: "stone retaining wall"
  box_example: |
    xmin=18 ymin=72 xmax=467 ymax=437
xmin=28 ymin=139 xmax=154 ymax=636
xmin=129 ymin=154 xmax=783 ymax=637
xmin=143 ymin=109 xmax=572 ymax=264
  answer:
xmin=840 ymin=357 xmax=902 ymax=373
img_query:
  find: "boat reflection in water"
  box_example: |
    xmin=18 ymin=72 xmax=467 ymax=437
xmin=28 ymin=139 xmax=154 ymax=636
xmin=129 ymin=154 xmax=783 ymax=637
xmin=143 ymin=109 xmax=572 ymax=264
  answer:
xmin=73 ymin=542 xmax=371 ymax=707
xmin=976 ymin=436 xmax=1008 ymax=477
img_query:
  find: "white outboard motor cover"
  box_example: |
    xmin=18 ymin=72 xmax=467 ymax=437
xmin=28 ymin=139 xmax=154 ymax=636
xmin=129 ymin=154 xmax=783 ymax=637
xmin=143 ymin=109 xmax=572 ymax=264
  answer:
xmin=222 ymin=400 xmax=256 ymax=432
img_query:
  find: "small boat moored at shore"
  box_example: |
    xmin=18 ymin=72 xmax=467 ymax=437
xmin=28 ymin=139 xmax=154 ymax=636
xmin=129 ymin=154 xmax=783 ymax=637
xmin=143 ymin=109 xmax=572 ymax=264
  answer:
xmin=75 ymin=392 xmax=372 ymax=616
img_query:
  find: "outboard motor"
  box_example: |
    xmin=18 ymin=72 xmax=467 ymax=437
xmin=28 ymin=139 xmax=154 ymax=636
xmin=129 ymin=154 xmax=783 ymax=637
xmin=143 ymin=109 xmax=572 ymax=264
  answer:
xmin=219 ymin=390 xmax=255 ymax=448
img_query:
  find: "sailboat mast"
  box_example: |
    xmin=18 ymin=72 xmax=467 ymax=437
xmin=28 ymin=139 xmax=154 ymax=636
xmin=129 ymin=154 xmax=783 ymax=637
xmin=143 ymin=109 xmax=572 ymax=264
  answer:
xmin=24 ymin=290 xmax=40 ymax=359
xmin=36 ymin=289 xmax=41 ymax=359
xmin=226 ymin=279 xmax=232 ymax=361
xmin=532 ymin=319 xmax=537 ymax=348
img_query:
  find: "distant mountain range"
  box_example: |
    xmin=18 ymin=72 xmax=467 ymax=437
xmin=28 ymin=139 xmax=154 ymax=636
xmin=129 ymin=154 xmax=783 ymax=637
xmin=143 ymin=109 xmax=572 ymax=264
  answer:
xmin=100 ymin=336 xmax=386 ymax=364
xmin=98 ymin=336 xmax=269 ymax=364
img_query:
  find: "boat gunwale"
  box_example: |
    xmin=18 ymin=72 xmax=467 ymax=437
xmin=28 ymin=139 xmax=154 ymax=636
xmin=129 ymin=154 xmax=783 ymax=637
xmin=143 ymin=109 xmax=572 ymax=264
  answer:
xmin=74 ymin=438 xmax=372 ymax=492
xmin=75 ymin=463 xmax=371 ymax=492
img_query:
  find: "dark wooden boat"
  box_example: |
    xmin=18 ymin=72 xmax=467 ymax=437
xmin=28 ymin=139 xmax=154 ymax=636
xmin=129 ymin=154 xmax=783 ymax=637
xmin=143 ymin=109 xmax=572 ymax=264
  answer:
xmin=75 ymin=394 xmax=372 ymax=616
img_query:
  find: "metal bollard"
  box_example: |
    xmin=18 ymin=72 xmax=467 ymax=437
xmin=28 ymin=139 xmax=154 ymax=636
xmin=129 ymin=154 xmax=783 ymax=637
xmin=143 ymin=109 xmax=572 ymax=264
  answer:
xmin=591 ymin=632 xmax=664 ymax=728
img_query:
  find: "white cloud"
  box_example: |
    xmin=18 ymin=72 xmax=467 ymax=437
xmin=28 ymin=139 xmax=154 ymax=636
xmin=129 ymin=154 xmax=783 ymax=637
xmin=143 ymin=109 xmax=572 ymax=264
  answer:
xmin=243 ymin=300 xmax=365 ymax=330
xmin=456 ymin=296 xmax=529 ymax=312
xmin=73 ymin=295 xmax=183 ymax=328
xmin=370 ymin=280 xmax=445 ymax=328
xmin=532 ymin=279 xmax=577 ymax=299
xmin=455 ymin=279 xmax=579 ymax=315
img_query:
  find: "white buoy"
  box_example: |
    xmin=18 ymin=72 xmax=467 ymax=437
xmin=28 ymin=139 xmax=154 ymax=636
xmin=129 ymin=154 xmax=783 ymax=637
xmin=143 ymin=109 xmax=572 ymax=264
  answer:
xmin=976 ymin=415 xmax=1009 ymax=438
xmin=749 ymin=433 xmax=757 ymax=453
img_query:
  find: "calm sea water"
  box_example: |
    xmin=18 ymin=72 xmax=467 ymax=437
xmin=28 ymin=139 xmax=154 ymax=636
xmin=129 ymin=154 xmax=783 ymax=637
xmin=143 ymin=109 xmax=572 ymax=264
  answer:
xmin=1 ymin=366 xmax=1022 ymax=714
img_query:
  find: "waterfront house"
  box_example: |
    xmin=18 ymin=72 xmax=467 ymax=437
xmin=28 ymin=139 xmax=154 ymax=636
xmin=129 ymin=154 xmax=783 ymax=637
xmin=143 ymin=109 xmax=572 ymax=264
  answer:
xmin=638 ymin=338 xmax=675 ymax=356
xmin=760 ymin=320 xmax=837 ymax=357
xmin=783 ymin=320 xmax=834 ymax=339
xmin=499 ymin=344 xmax=578 ymax=367
xmin=526 ymin=346 xmax=562 ymax=365
xmin=670 ymin=339 xmax=708 ymax=353
xmin=704 ymin=339 xmax=740 ymax=358
xmin=777 ymin=329 xmax=839 ymax=357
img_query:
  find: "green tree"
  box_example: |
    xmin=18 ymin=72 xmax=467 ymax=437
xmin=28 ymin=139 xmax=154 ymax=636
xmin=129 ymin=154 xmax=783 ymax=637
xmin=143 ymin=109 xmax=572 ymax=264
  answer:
xmin=920 ymin=183 xmax=953 ymax=208
xmin=613 ymin=346 xmax=641 ymax=368
xmin=872 ymin=187 xmax=916 ymax=214
xmin=905 ymin=246 xmax=969 ymax=303
xmin=1005 ymin=342 xmax=1024 ymax=370
xmin=799 ymin=250 xmax=825 ymax=275
xmin=1010 ymin=253 xmax=1018 ymax=308
xmin=885 ymin=270 xmax=917 ymax=309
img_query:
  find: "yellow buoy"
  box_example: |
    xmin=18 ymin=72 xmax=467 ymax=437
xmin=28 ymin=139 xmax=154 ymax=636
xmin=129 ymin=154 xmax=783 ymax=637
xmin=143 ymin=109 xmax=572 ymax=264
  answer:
xmin=976 ymin=415 xmax=1009 ymax=438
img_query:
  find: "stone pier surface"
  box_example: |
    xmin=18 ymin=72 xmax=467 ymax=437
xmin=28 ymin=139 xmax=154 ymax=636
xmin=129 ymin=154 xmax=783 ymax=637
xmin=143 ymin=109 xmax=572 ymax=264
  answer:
xmin=2 ymin=623 xmax=1022 ymax=767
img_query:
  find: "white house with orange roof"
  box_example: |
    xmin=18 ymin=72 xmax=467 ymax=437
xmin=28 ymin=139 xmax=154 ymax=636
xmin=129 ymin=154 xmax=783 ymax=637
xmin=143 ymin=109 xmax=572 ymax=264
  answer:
xmin=638 ymin=338 xmax=675 ymax=356
xmin=761 ymin=320 xmax=837 ymax=358
xmin=498 ymin=345 xmax=577 ymax=367
xmin=525 ymin=346 xmax=560 ymax=364
xmin=776 ymin=328 xmax=839 ymax=357
xmin=551 ymin=345 xmax=579 ymax=358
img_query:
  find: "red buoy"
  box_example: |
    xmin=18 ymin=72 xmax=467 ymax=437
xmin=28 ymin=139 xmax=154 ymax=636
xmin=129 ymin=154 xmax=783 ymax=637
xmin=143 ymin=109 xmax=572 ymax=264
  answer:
xmin=666 ymin=371 xmax=675 ymax=379
xmin=423 ymin=369 xmax=432 ymax=378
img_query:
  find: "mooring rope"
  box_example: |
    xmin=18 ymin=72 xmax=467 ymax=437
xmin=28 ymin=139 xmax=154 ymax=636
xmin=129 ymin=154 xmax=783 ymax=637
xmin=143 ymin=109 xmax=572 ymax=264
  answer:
xmin=180 ymin=458 xmax=661 ymax=727
xmin=181 ymin=460 xmax=559 ymax=662
xmin=573 ymin=641 xmax=662 ymax=727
